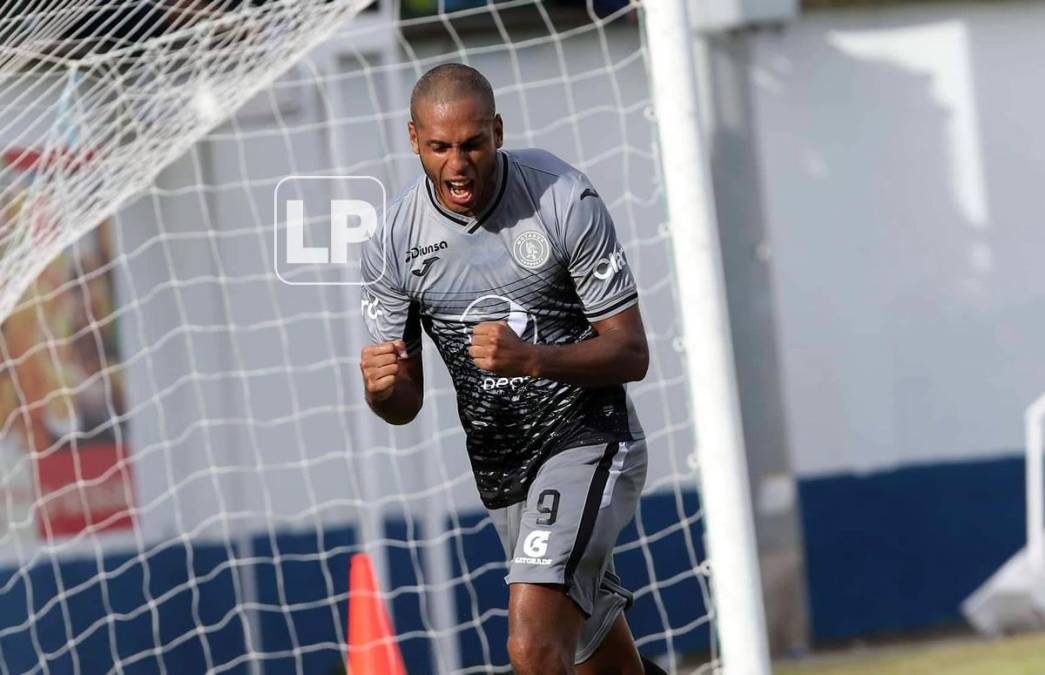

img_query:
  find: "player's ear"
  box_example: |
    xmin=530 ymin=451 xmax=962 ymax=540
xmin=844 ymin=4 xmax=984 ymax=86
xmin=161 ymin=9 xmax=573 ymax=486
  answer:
xmin=493 ymin=114 xmax=503 ymax=149
xmin=408 ymin=120 xmax=420 ymax=155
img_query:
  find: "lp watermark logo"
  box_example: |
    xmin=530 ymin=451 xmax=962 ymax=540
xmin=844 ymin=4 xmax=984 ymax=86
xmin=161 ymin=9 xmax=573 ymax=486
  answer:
xmin=273 ymin=175 xmax=385 ymax=285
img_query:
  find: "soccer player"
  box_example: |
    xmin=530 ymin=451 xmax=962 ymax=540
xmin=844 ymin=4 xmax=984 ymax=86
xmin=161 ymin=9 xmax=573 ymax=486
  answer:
xmin=360 ymin=64 xmax=663 ymax=675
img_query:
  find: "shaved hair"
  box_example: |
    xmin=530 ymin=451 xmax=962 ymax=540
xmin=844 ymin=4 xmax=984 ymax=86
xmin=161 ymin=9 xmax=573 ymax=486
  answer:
xmin=410 ymin=63 xmax=496 ymax=123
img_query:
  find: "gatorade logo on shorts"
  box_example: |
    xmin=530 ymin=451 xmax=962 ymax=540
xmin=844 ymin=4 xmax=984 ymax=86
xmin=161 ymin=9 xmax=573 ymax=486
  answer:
xmin=514 ymin=530 xmax=553 ymax=565
xmin=523 ymin=530 xmax=550 ymax=557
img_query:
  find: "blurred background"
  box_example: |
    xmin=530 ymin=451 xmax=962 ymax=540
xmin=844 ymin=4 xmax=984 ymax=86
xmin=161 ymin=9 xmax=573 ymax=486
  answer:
xmin=0 ymin=0 xmax=1043 ymax=673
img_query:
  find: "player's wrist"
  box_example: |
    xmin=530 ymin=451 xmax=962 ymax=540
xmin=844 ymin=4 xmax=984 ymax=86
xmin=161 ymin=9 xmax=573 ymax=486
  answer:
xmin=524 ymin=344 xmax=545 ymax=379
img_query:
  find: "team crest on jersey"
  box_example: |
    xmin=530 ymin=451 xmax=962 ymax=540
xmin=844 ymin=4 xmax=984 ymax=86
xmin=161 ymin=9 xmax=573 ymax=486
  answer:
xmin=512 ymin=231 xmax=550 ymax=269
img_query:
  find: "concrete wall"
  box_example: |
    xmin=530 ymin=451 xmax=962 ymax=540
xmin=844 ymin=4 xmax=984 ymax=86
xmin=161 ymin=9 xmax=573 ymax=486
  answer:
xmin=747 ymin=0 xmax=1045 ymax=641
xmin=752 ymin=1 xmax=1045 ymax=477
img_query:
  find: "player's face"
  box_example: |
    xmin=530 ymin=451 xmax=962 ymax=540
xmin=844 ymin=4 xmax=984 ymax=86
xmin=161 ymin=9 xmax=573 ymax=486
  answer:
xmin=409 ymin=97 xmax=503 ymax=217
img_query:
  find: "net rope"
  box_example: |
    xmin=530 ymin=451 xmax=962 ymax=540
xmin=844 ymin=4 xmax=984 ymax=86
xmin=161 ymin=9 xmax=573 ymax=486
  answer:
xmin=0 ymin=1 xmax=718 ymax=673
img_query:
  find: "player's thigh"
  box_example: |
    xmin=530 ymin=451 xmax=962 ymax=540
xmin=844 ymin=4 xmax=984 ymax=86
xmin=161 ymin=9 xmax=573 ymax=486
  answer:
xmin=577 ymin=613 xmax=643 ymax=675
xmin=508 ymin=582 xmax=585 ymax=649
xmin=507 ymin=439 xmax=647 ymax=615
xmin=488 ymin=500 xmax=525 ymax=559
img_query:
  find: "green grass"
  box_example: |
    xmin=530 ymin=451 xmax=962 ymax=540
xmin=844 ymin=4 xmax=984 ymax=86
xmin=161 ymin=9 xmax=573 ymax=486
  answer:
xmin=774 ymin=632 xmax=1045 ymax=675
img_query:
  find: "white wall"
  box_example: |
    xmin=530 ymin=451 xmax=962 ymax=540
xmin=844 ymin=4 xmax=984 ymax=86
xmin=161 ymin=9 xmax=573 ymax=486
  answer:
xmin=752 ymin=0 xmax=1045 ymax=476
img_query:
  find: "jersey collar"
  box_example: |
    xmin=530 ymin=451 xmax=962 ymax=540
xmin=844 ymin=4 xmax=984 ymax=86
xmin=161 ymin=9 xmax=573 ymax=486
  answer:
xmin=424 ymin=150 xmax=509 ymax=234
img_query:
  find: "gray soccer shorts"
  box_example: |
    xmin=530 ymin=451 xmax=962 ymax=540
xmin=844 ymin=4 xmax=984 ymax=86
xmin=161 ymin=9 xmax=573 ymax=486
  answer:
xmin=488 ymin=438 xmax=648 ymax=663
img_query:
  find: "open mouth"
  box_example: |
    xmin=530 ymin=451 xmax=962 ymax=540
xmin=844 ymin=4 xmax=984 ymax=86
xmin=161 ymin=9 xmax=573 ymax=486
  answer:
xmin=445 ymin=178 xmax=475 ymax=208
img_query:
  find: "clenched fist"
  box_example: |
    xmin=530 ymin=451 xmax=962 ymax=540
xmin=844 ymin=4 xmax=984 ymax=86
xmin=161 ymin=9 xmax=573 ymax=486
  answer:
xmin=469 ymin=321 xmax=537 ymax=377
xmin=360 ymin=340 xmax=408 ymax=402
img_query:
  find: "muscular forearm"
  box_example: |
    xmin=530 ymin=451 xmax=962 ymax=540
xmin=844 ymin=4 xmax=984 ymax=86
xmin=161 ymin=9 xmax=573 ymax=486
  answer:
xmin=361 ymin=342 xmax=424 ymax=425
xmin=528 ymin=333 xmax=648 ymax=387
xmin=470 ymin=307 xmax=649 ymax=388
xmin=366 ymin=377 xmax=422 ymax=425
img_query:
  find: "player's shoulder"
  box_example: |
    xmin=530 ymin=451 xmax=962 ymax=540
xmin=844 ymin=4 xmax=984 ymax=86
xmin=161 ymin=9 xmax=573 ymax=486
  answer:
xmin=507 ymin=148 xmax=586 ymax=183
xmin=505 ymin=148 xmax=589 ymax=204
xmin=507 ymin=147 xmax=573 ymax=174
xmin=379 ymin=175 xmax=426 ymax=242
xmin=387 ymin=175 xmax=425 ymax=220
xmin=363 ymin=177 xmax=424 ymax=276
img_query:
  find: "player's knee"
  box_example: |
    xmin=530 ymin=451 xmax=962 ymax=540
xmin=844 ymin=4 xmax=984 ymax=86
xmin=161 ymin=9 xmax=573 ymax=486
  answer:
xmin=507 ymin=629 xmax=574 ymax=675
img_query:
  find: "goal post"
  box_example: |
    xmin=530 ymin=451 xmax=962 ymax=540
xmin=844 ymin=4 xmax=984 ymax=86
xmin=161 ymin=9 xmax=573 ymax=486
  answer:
xmin=0 ymin=1 xmax=771 ymax=672
xmin=644 ymin=1 xmax=771 ymax=672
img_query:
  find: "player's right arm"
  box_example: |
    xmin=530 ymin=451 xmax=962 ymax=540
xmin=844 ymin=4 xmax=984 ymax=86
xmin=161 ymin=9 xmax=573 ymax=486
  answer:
xmin=359 ymin=213 xmax=424 ymax=425
xmin=360 ymin=340 xmax=423 ymax=425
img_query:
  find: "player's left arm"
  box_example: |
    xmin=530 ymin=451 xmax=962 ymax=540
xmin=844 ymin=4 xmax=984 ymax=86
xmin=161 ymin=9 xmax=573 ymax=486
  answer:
xmin=469 ymin=174 xmax=649 ymax=386
xmin=470 ymin=304 xmax=648 ymax=386
xmin=558 ymin=304 xmax=649 ymax=384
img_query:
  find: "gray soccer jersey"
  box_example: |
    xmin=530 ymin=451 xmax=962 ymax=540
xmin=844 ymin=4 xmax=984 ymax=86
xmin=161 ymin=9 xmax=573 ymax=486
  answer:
xmin=361 ymin=149 xmax=645 ymax=509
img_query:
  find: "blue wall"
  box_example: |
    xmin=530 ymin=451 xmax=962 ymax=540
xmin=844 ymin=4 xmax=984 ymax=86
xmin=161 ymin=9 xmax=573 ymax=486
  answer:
xmin=446 ymin=490 xmax=712 ymax=672
xmin=0 ymin=540 xmax=249 ymax=674
xmin=799 ymin=454 xmax=1025 ymax=643
xmin=0 ymin=459 xmax=1025 ymax=672
xmin=252 ymin=527 xmax=355 ymax=674
xmin=0 ymin=492 xmax=710 ymax=672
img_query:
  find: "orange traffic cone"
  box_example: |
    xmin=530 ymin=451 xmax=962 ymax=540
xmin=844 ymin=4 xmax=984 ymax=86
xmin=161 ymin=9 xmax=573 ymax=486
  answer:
xmin=346 ymin=553 xmax=406 ymax=675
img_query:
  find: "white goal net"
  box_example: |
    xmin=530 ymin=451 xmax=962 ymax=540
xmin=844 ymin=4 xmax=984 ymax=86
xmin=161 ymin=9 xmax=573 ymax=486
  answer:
xmin=0 ymin=1 xmax=717 ymax=673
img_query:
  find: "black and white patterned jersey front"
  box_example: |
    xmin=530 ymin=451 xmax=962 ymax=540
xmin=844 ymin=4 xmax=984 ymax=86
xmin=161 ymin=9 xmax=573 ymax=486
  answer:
xmin=361 ymin=149 xmax=645 ymax=509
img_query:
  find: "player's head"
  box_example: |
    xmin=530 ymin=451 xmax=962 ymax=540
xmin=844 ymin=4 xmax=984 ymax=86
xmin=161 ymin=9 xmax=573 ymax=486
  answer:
xmin=409 ymin=63 xmax=503 ymax=217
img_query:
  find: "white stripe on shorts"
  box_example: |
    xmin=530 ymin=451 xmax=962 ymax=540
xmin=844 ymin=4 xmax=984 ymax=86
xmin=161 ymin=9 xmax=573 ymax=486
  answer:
xmin=600 ymin=441 xmax=629 ymax=509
